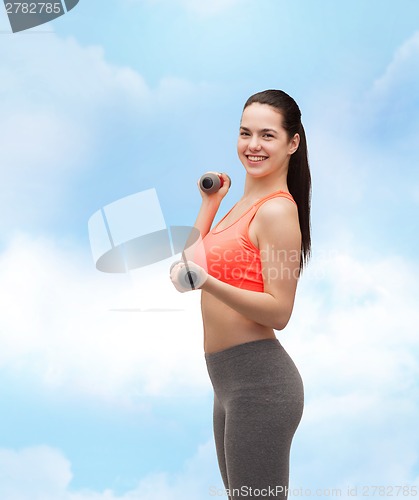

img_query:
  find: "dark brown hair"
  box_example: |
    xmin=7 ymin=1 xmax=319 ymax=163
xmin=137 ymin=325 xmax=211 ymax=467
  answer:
xmin=244 ymin=89 xmax=312 ymax=272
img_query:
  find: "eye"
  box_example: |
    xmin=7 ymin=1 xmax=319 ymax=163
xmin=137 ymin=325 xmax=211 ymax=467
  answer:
xmin=263 ymin=133 xmax=274 ymax=139
xmin=240 ymin=131 xmax=250 ymax=136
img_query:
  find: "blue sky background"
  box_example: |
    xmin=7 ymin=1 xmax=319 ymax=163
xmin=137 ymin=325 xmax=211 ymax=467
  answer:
xmin=0 ymin=0 xmax=419 ymax=498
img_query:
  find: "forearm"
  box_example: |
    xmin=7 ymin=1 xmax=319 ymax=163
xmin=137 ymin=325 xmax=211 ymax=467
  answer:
xmin=192 ymin=197 xmax=221 ymax=237
xmin=201 ymin=275 xmax=291 ymax=330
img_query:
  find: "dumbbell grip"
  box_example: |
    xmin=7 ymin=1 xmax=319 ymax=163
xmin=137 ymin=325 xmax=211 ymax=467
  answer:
xmin=170 ymin=258 xmax=196 ymax=290
xmin=199 ymin=172 xmax=231 ymax=193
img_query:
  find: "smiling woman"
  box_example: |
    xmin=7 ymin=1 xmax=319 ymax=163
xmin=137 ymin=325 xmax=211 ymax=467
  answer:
xmin=170 ymin=89 xmax=311 ymax=499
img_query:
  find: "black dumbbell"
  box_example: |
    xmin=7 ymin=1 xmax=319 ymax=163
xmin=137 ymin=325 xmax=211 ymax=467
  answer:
xmin=199 ymin=172 xmax=231 ymax=194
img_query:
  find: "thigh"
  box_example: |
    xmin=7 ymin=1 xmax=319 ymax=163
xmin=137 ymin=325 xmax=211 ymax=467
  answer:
xmin=224 ymin=395 xmax=297 ymax=499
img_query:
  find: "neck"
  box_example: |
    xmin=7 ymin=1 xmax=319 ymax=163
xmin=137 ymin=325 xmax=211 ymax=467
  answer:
xmin=243 ymin=170 xmax=289 ymax=200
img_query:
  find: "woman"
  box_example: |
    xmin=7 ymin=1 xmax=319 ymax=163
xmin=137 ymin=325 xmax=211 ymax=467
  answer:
xmin=170 ymin=89 xmax=311 ymax=499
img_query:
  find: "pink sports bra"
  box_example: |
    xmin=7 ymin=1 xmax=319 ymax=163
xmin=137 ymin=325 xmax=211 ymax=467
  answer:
xmin=199 ymin=190 xmax=297 ymax=292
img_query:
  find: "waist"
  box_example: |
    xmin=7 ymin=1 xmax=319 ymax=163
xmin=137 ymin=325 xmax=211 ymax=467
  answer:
xmin=202 ymin=291 xmax=275 ymax=353
xmin=205 ymin=338 xmax=281 ymax=363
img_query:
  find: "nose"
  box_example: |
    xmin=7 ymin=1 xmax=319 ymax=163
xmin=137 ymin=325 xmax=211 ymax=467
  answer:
xmin=249 ymin=135 xmax=262 ymax=151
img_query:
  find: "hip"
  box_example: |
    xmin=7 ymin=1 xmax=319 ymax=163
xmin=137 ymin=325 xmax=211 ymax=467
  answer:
xmin=205 ymin=338 xmax=304 ymax=404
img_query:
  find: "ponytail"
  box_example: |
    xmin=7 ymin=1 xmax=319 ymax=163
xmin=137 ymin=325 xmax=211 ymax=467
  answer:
xmin=287 ymin=122 xmax=311 ymax=272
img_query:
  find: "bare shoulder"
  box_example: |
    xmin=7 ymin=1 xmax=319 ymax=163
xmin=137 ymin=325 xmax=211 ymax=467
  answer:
xmin=255 ymin=196 xmax=299 ymax=226
xmin=250 ymin=196 xmax=301 ymax=251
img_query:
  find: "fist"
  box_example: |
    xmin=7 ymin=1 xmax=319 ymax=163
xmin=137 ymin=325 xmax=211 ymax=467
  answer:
xmin=170 ymin=260 xmax=208 ymax=293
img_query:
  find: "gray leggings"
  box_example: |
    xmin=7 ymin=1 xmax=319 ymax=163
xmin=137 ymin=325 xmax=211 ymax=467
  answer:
xmin=205 ymin=338 xmax=304 ymax=499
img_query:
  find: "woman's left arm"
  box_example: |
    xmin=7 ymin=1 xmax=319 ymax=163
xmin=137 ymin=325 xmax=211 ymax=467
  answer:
xmin=201 ymin=198 xmax=301 ymax=330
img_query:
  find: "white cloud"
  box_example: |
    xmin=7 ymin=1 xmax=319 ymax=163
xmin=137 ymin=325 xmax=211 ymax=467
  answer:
xmin=363 ymin=30 xmax=419 ymax=146
xmin=371 ymin=31 xmax=419 ymax=99
xmin=0 ymin=446 xmax=73 ymax=500
xmin=0 ymin=441 xmax=222 ymax=500
xmin=284 ymin=246 xmax=419 ymax=489
xmin=0 ymin=32 xmax=143 ymax=232
xmin=292 ymin=249 xmax=419 ymax=390
xmin=306 ymin=30 xmax=419 ymax=212
xmin=0 ymin=30 xmax=212 ymax=234
xmin=0 ymin=232 xmax=210 ymax=404
xmin=123 ymin=439 xmax=221 ymax=499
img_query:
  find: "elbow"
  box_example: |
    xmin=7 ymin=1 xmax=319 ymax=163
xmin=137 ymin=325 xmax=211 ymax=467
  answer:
xmin=272 ymin=309 xmax=292 ymax=331
xmin=273 ymin=319 xmax=289 ymax=331
xmin=264 ymin=292 xmax=295 ymax=331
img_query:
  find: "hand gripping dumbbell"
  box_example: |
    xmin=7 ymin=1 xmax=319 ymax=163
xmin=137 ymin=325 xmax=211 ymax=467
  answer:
xmin=199 ymin=172 xmax=231 ymax=194
xmin=169 ymin=260 xmax=207 ymax=292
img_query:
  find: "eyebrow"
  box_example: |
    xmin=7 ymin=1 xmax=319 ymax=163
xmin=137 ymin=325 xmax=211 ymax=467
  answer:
xmin=240 ymin=126 xmax=278 ymax=134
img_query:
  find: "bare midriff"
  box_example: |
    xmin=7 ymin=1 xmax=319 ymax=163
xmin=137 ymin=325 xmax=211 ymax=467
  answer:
xmin=201 ymin=290 xmax=276 ymax=354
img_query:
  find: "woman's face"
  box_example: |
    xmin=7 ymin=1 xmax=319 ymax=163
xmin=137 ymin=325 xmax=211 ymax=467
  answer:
xmin=237 ymin=103 xmax=299 ymax=179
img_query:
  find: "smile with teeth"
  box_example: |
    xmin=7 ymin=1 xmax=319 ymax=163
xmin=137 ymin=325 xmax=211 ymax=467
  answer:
xmin=247 ymin=155 xmax=268 ymax=162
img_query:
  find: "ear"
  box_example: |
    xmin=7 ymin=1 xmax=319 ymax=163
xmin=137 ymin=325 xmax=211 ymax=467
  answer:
xmin=289 ymin=133 xmax=300 ymax=155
